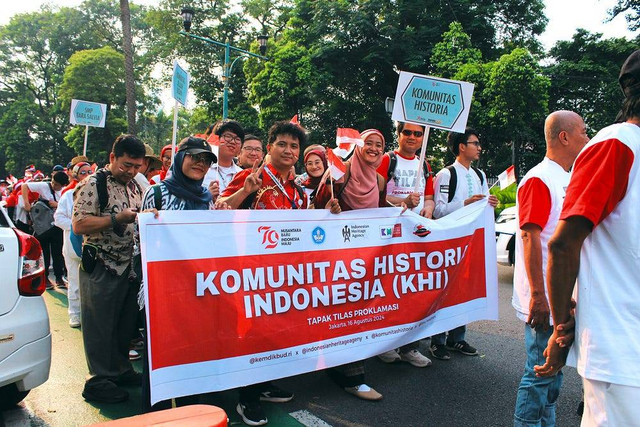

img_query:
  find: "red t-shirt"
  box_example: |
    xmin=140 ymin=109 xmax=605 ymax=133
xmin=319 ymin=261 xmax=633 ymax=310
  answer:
xmin=561 ymin=139 xmax=634 ymax=227
xmin=518 ymin=177 xmax=551 ymax=229
xmin=222 ymin=164 xmax=308 ymax=210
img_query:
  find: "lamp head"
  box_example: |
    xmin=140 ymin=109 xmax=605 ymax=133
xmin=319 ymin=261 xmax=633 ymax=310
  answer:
xmin=257 ymin=34 xmax=268 ymax=56
xmin=181 ymin=7 xmax=194 ymax=32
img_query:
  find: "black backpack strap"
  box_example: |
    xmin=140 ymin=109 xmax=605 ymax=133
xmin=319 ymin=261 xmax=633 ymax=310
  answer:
xmin=94 ymin=169 xmax=110 ymax=212
xmin=471 ymin=166 xmax=485 ymax=186
xmin=335 ymin=163 xmax=352 ymax=200
xmin=151 ymin=184 xmax=163 ymax=210
xmin=445 ymin=165 xmax=457 ymax=203
xmin=386 ymin=152 xmax=398 ymax=182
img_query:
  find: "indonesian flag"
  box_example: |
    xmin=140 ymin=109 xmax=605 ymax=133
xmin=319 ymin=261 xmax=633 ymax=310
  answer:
xmin=206 ymin=133 xmax=221 ymax=157
xmin=290 ymin=114 xmax=299 ymax=125
xmin=326 ymin=148 xmax=347 ymax=181
xmin=334 ymin=128 xmax=364 ymax=159
xmin=497 ymin=165 xmax=516 ymax=190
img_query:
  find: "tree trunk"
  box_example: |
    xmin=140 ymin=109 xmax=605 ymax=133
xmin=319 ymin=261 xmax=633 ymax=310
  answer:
xmin=120 ymin=0 xmax=136 ymax=134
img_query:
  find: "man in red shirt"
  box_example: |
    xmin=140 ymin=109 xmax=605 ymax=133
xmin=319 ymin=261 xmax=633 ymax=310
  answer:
xmin=221 ymin=121 xmax=308 ymax=210
xmin=219 ymin=120 xmax=305 ymax=426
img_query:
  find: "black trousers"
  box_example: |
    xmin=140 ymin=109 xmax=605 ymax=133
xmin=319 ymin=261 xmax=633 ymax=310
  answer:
xmin=36 ymin=226 xmax=65 ymax=280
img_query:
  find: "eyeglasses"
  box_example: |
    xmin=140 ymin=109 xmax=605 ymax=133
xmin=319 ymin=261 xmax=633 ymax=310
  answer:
xmin=242 ymin=146 xmax=263 ymax=153
xmin=401 ymin=129 xmax=424 ymax=138
xmin=466 ymin=140 xmax=481 ymax=147
xmin=186 ymin=152 xmax=213 ymax=166
xmin=221 ymin=133 xmax=242 ymax=144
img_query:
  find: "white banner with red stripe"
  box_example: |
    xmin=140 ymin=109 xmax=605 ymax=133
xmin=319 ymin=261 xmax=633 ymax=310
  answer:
xmin=139 ymin=201 xmax=498 ymax=404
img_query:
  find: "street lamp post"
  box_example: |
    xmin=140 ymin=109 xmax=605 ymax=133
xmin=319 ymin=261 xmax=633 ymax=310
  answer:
xmin=180 ymin=8 xmax=268 ymax=120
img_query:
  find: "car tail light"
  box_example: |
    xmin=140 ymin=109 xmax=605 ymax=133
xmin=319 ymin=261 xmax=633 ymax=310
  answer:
xmin=14 ymin=229 xmax=46 ymax=296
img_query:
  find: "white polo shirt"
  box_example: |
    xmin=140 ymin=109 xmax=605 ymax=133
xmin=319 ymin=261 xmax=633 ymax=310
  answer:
xmin=562 ymin=122 xmax=640 ymax=387
xmin=512 ymin=157 xmax=569 ymax=325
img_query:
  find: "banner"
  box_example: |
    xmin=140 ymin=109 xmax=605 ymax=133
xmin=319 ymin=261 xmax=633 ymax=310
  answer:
xmin=139 ymin=202 xmax=498 ymax=404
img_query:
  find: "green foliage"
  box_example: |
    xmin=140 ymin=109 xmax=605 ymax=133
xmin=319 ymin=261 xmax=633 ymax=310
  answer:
xmin=546 ymin=30 xmax=640 ymax=134
xmin=490 ymin=182 xmax=516 ymax=215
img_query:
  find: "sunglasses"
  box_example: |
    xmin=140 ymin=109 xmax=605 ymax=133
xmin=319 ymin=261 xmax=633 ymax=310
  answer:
xmin=186 ymin=152 xmax=213 ymax=165
xmin=77 ymin=170 xmax=93 ymax=176
xmin=466 ymin=140 xmax=481 ymax=147
xmin=401 ymin=130 xmax=424 ymax=138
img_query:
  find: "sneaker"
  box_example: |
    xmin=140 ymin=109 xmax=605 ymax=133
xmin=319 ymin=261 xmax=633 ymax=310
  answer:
xmin=113 ymin=370 xmax=142 ymax=386
xmin=237 ymin=402 xmax=268 ymax=426
xmin=130 ymin=337 xmax=144 ymax=351
xmin=45 ymin=278 xmax=54 ymax=290
xmin=259 ymin=384 xmax=294 ymax=403
xmin=377 ymin=349 xmax=401 ymax=363
xmin=128 ymin=349 xmax=141 ymax=361
xmin=429 ymin=343 xmax=451 ymax=360
xmin=55 ymin=277 xmax=67 ymax=289
xmin=82 ymin=381 xmax=129 ymax=403
xmin=399 ymin=349 xmax=432 ymax=367
xmin=69 ymin=315 xmax=81 ymax=328
xmin=446 ymin=340 xmax=478 ymax=356
xmin=344 ymin=384 xmax=383 ymax=401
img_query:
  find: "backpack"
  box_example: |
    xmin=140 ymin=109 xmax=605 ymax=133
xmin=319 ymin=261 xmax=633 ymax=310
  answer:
xmin=30 ymin=183 xmax=56 ymax=235
xmin=444 ymin=165 xmax=485 ymax=203
xmin=94 ymin=169 xmax=144 ymax=211
xmin=387 ymin=151 xmax=433 ymax=184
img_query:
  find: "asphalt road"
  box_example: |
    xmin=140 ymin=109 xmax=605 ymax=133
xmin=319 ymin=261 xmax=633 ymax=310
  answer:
xmin=2 ymin=265 xmax=583 ymax=426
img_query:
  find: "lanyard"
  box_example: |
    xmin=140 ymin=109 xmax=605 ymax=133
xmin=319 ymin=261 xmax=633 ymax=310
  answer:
xmin=263 ymin=166 xmax=299 ymax=209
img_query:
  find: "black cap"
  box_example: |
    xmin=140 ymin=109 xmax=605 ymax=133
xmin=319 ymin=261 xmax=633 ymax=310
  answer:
xmin=177 ymin=136 xmax=217 ymax=163
xmin=52 ymin=164 xmax=65 ymax=172
xmin=619 ymin=50 xmax=640 ymax=98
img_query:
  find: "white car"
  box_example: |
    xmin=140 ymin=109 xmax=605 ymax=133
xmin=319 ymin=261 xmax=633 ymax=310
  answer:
xmin=0 ymin=206 xmax=51 ymax=409
xmin=495 ymin=206 xmax=516 ymax=266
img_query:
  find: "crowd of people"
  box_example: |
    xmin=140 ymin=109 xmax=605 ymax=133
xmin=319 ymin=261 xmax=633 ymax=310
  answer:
xmin=2 ymin=49 xmax=639 ymax=427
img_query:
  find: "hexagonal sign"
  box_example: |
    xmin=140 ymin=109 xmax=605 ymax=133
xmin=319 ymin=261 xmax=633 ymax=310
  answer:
xmin=392 ymin=72 xmax=474 ymax=133
xmin=70 ymin=99 xmax=107 ymax=128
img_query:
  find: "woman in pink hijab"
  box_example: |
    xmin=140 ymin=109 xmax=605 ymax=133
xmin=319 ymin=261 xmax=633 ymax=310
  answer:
xmin=315 ymin=128 xmax=387 ymax=211
xmin=316 ymin=129 xmax=388 ymax=401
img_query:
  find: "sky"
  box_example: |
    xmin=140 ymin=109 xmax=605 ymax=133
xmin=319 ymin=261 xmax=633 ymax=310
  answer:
xmin=0 ymin=0 xmax=636 ymax=50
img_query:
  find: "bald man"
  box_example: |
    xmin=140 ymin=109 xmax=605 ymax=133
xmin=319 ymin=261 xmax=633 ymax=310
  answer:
xmin=512 ymin=110 xmax=589 ymax=427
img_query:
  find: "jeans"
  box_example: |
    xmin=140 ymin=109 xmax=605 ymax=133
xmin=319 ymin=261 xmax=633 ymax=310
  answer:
xmin=514 ymin=324 xmax=563 ymax=427
xmin=431 ymin=325 xmax=466 ymax=346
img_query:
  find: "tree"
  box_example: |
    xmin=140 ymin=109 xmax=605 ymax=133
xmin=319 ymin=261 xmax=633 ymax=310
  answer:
xmin=609 ymin=0 xmax=640 ymax=30
xmin=484 ymin=48 xmax=550 ymax=177
xmin=120 ymin=0 xmax=137 ymax=133
xmin=545 ymin=30 xmax=640 ymax=134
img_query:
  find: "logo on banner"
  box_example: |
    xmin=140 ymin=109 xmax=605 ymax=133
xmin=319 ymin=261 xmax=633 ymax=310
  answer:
xmin=342 ymin=225 xmax=351 ymax=242
xmin=413 ymin=225 xmax=431 ymax=238
xmin=380 ymin=226 xmax=393 ymax=239
xmin=381 ymin=224 xmax=402 ymax=239
xmin=258 ymin=226 xmax=280 ymax=249
xmin=312 ymin=227 xmax=326 ymax=244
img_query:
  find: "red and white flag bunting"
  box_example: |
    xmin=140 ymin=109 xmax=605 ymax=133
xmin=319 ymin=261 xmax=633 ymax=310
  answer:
xmin=205 ymin=133 xmax=220 ymax=157
xmin=326 ymin=148 xmax=347 ymax=181
xmin=334 ymin=128 xmax=363 ymax=159
xmin=497 ymin=165 xmax=516 ymax=190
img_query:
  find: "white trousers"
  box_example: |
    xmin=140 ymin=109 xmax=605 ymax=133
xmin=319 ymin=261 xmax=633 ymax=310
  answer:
xmin=582 ymin=378 xmax=640 ymax=426
xmin=62 ymin=241 xmax=81 ymax=318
